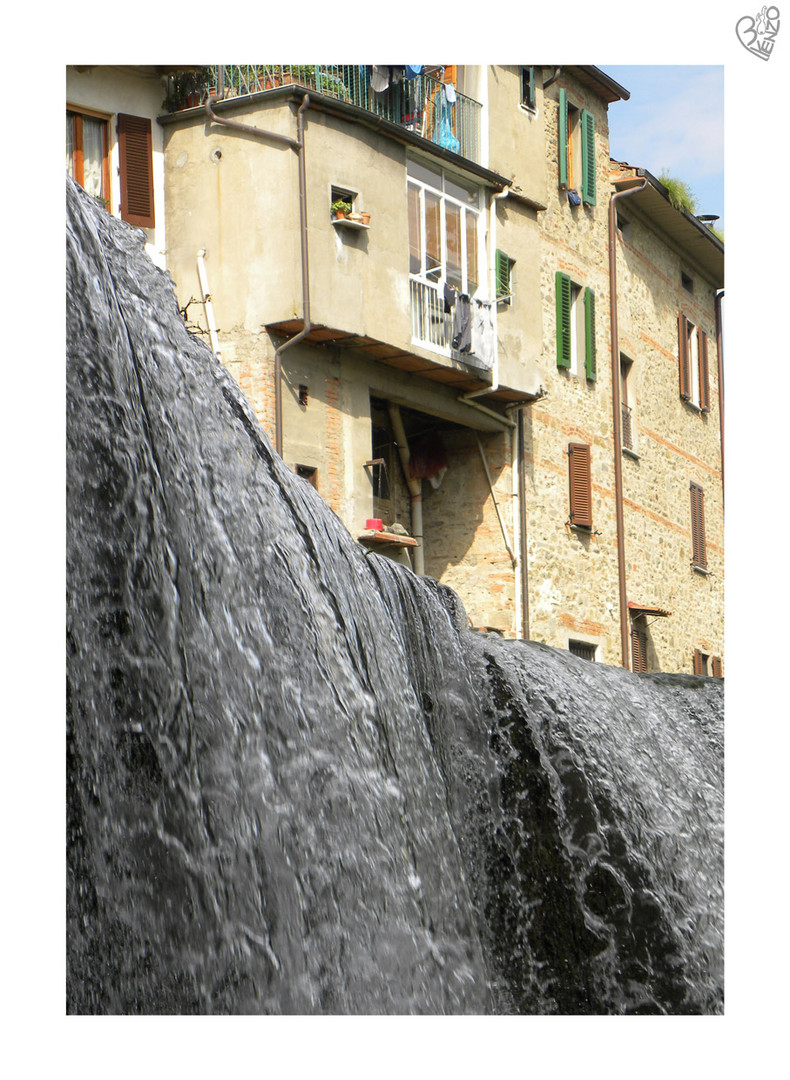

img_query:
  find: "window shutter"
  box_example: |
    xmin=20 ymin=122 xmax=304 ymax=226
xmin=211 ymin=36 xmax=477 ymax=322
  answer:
xmin=698 ymin=329 xmax=711 ymax=411
xmin=580 ymin=109 xmax=596 ymax=205
xmin=568 ymin=442 xmax=592 ymax=528
xmin=690 ymin=483 xmax=707 ymax=570
xmin=556 ymin=272 xmax=572 ymax=368
xmin=631 ymin=624 xmax=648 ymax=673
xmin=584 ymin=287 xmax=596 ymax=380
xmin=496 ymin=249 xmax=510 ymax=300
xmin=118 ymin=113 xmax=155 ymax=228
xmin=678 ymin=312 xmax=691 ymax=400
xmin=693 ymin=648 xmax=705 ymax=675
xmin=711 ymin=656 xmax=722 ymax=677
xmin=558 ymin=89 xmax=568 ymax=188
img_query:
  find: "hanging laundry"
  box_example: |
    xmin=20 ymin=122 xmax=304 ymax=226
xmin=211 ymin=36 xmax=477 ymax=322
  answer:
xmin=371 ymin=66 xmax=390 ymax=93
xmin=443 ymin=281 xmax=457 ymax=313
xmin=445 ymin=83 xmax=456 ymax=104
xmin=405 ymin=65 xmax=423 ymax=80
xmin=471 ymin=298 xmax=495 ymax=369
xmin=433 ymin=86 xmax=460 ymax=153
xmin=452 ymin=293 xmax=472 ymax=353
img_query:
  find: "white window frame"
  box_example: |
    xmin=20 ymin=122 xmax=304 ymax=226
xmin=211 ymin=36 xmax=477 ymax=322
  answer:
xmin=686 ymin=318 xmax=701 ymax=408
xmin=407 ymin=162 xmax=485 ymax=298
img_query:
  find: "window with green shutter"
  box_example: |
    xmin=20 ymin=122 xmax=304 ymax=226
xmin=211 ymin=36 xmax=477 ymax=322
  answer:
xmin=580 ymin=109 xmax=596 ymax=204
xmin=584 ymin=287 xmax=596 ymax=380
xmin=496 ymin=249 xmax=514 ymax=304
xmin=557 ymin=273 xmax=596 ymax=381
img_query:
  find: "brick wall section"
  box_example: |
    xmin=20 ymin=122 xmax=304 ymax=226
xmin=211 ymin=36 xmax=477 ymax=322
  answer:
xmin=324 ymin=375 xmax=344 ymax=516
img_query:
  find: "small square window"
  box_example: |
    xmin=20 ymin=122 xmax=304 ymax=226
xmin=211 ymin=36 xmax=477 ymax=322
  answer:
xmin=681 ymin=270 xmax=694 ymax=294
xmin=569 ymin=639 xmax=597 ymax=662
xmin=520 ymin=67 xmax=536 ymax=110
xmin=296 ymin=464 xmax=317 ymax=487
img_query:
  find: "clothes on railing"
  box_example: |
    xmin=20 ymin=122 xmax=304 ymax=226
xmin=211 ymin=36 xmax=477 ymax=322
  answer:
xmin=452 ymin=293 xmax=472 ymax=352
xmin=471 ymin=298 xmax=495 ymax=368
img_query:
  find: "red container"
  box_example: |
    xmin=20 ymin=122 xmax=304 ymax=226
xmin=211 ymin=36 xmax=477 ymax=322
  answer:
xmin=365 ymin=518 xmax=383 ymax=531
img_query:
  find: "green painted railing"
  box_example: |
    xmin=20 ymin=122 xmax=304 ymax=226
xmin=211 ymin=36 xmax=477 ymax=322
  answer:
xmin=192 ymin=65 xmax=482 ymax=164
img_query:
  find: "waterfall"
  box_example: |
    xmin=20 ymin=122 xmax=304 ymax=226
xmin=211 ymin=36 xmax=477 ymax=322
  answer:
xmin=66 ymin=178 xmax=723 ymax=1015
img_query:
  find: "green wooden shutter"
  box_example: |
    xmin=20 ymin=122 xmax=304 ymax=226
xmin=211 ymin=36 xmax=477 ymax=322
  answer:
xmin=558 ymin=89 xmax=568 ymax=188
xmin=496 ymin=249 xmax=510 ymax=300
xmin=556 ymin=272 xmax=572 ymax=368
xmin=584 ymin=287 xmax=596 ymax=381
xmin=580 ymin=109 xmax=596 ymax=204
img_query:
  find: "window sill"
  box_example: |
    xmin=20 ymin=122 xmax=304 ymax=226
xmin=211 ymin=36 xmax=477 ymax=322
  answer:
xmin=691 ymin=563 xmax=711 ymax=576
xmin=622 ymin=446 xmax=640 ymax=460
xmin=332 ymin=218 xmax=370 ymax=230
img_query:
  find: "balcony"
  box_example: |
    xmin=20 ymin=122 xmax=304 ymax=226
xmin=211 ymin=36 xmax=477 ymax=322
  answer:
xmin=410 ymin=278 xmax=494 ymax=375
xmin=166 ymin=65 xmax=482 ymax=164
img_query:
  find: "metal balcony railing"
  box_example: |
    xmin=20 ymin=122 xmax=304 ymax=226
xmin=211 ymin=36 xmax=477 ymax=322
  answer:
xmin=410 ymin=278 xmax=494 ymax=373
xmin=176 ymin=65 xmax=482 ymax=164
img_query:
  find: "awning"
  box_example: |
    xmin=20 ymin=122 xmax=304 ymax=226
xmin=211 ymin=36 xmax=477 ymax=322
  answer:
xmin=628 ymin=602 xmax=672 ymax=619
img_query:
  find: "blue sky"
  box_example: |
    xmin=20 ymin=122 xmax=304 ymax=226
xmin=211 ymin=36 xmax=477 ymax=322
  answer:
xmin=603 ymin=65 xmax=724 ymax=231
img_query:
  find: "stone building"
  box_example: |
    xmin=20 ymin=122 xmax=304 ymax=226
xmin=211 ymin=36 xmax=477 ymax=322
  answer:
xmin=66 ymin=64 xmax=724 ymax=674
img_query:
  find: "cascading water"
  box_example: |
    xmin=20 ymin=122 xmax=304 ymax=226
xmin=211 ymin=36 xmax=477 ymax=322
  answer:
xmin=66 ymin=178 xmax=723 ymax=1015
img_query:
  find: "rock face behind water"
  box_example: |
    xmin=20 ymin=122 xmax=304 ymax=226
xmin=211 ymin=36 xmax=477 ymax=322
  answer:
xmin=66 ymin=179 xmax=723 ymax=1015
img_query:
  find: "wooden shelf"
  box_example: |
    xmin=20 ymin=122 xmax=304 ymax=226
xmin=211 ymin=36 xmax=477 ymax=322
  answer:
xmin=357 ymin=530 xmax=417 ymax=548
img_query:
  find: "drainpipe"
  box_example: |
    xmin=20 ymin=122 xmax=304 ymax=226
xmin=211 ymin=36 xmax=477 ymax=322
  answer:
xmin=386 ymin=403 xmax=425 ymax=575
xmin=715 ymin=289 xmax=724 ymax=513
xmin=609 ymin=177 xmax=648 ymax=669
xmin=205 ymin=94 xmax=311 ymax=458
xmin=516 ymin=405 xmax=530 ymax=639
xmin=196 ymin=249 xmax=221 ymax=359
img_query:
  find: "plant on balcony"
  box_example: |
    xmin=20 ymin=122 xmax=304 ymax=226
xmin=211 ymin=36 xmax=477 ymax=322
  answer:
xmin=331 ymin=199 xmax=352 ymax=220
xmin=163 ymin=68 xmax=212 ymax=112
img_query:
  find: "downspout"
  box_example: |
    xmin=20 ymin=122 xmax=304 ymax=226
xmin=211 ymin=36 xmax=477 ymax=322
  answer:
xmin=386 ymin=404 xmax=425 ymax=575
xmin=205 ymin=94 xmax=311 ymax=458
xmin=459 ymin=186 xmax=515 ymax=430
xmin=609 ymin=177 xmax=648 ymax=669
xmin=196 ymin=249 xmax=221 ymax=359
xmin=715 ymin=289 xmax=725 ymax=513
xmin=516 ymin=406 xmax=530 ymax=639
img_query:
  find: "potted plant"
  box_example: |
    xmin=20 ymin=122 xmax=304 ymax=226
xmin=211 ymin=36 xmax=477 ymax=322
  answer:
xmin=331 ymin=199 xmax=352 ymax=220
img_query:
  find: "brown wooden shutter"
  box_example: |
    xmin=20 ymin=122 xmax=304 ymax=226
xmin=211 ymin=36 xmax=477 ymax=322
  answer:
xmin=118 ymin=114 xmax=155 ymax=228
xmin=693 ymin=648 xmax=706 ymax=675
xmin=711 ymin=656 xmax=722 ymax=677
xmin=631 ymin=624 xmax=648 ymax=673
xmin=698 ymin=328 xmax=710 ymax=411
xmin=678 ymin=312 xmax=691 ymax=400
xmin=690 ymin=483 xmax=707 ymax=569
xmin=568 ymin=443 xmax=592 ymax=528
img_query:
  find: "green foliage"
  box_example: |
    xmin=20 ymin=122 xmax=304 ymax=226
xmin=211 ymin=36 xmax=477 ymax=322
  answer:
xmin=657 ymin=172 xmax=698 ymax=215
